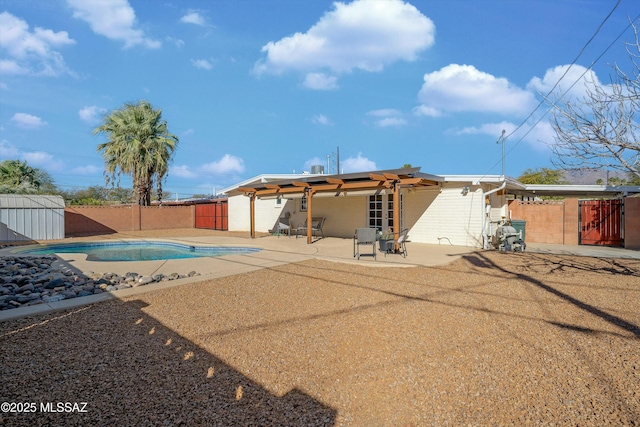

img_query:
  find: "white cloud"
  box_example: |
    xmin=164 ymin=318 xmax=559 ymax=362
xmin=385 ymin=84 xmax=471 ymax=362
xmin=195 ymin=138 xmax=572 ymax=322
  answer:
xmin=367 ymin=109 xmax=407 ymax=127
xmin=191 ymin=58 xmax=213 ymax=70
xmin=0 ymin=140 xmax=20 ymax=158
xmin=0 ymin=12 xmax=75 ymax=76
xmin=455 ymin=121 xmax=516 ymax=138
xmin=10 ymin=113 xmax=47 ymax=129
xmin=22 ymin=151 xmax=64 ymax=171
xmin=311 ymin=114 xmax=333 ymax=126
xmin=454 ymin=120 xmax=555 ymax=151
xmin=412 ymin=105 xmax=441 ymax=117
xmin=78 ymin=105 xmax=106 ymax=124
xmin=166 ymin=36 xmax=184 ymax=48
xmin=303 ymin=73 xmax=338 ymax=90
xmin=377 ymin=117 xmax=407 ymax=127
xmin=527 ymin=64 xmax=604 ymax=101
xmin=170 ymin=165 xmax=198 ymax=179
xmin=0 ymin=140 xmax=66 ymax=171
xmin=200 ymin=154 xmax=245 ymax=175
xmin=417 ymin=64 xmax=537 ymax=116
xmin=341 ymin=153 xmax=377 ymax=173
xmin=254 ymin=0 xmax=435 ymax=84
xmin=67 ymin=0 xmax=160 ymax=49
xmin=71 ymin=165 xmax=101 ymax=175
xmin=0 ymin=59 xmax=28 ymax=75
xmin=180 ymin=11 xmax=207 ymax=26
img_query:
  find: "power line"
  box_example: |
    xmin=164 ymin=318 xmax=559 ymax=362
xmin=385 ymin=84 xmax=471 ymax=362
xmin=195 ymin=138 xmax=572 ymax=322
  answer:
xmin=480 ymin=1 xmax=631 ymax=178
xmin=502 ymin=13 xmax=640 ymax=165
xmin=503 ymin=0 xmax=622 ymax=142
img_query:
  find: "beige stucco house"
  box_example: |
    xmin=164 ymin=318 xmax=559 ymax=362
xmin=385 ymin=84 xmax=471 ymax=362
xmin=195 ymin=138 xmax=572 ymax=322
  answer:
xmin=220 ymin=167 xmax=522 ymax=249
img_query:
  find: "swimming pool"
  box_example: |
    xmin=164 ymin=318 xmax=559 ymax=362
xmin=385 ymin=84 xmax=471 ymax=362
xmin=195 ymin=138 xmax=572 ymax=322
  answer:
xmin=15 ymin=241 xmax=262 ymax=262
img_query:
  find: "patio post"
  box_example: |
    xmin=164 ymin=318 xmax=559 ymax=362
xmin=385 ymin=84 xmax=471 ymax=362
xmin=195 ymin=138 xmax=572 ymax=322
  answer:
xmin=306 ymin=188 xmax=314 ymax=244
xmin=249 ymin=193 xmax=256 ymax=239
xmin=393 ymin=180 xmax=401 ymax=251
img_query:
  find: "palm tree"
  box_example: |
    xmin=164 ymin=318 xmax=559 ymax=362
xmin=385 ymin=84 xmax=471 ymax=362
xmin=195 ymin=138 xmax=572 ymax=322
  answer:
xmin=0 ymin=159 xmax=41 ymax=193
xmin=93 ymin=100 xmax=178 ymax=206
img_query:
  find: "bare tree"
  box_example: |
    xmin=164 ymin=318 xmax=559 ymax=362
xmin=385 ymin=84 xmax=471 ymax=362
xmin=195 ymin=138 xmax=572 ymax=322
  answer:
xmin=550 ymin=18 xmax=640 ymax=180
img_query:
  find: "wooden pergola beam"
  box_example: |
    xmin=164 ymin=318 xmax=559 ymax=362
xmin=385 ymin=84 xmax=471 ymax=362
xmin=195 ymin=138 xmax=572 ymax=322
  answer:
xmin=383 ymin=172 xmax=401 ymax=180
xmin=369 ymin=173 xmax=388 ymax=182
xmin=326 ymin=178 xmax=345 ymax=184
xmin=238 ymin=187 xmax=257 ymax=193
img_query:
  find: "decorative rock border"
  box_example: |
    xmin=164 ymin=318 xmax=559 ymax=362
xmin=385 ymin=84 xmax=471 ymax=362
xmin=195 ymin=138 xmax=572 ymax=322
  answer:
xmin=0 ymin=255 xmax=200 ymax=311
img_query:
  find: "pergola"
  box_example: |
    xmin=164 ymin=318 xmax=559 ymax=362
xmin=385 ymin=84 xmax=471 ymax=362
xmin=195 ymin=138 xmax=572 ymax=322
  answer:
xmin=238 ymin=167 xmax=440 ymax=244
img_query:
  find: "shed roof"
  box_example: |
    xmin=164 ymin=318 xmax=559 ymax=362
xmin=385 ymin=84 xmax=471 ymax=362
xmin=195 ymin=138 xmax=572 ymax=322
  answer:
xmin=0 ymin=194 xmax=65 ymax=209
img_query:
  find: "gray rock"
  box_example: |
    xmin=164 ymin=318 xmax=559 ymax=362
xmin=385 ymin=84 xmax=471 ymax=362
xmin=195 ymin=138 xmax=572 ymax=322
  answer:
xmin=0 ymin=255 xmax=199 ymax=310
xmin=43 ymin=294 xmax=65 ymax=303
xmin=44 ymin=278 xmax=65 ymax=289
xmin=137 ymin=276 xmax=153 ymax=285
xmin=61 ymin=290 xmax=77 ymax=299
xmin=17 ymin=283 xmax=35 ymax=293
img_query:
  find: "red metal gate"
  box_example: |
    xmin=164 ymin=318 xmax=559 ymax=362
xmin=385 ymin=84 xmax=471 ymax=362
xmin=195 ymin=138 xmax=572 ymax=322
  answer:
xmin=579 ymin=199 xmax=622 ymax=246
xmin=195 ymin=201 xmax=228 ymax=230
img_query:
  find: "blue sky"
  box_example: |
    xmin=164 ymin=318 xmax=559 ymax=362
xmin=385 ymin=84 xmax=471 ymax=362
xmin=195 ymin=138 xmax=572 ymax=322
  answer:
xmin=0 ymin=0 xmax=637 ymax=197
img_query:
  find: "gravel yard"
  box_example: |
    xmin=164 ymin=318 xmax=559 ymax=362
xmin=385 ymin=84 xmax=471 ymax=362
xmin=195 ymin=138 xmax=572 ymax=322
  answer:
xmin=1 ymin=249 xmax=639 ymax=426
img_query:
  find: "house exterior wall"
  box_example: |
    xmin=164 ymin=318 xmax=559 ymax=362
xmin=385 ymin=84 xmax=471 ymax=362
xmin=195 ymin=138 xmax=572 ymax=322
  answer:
xmin=228 ymin=195 xmax=288 ymax=233
xmin=227 ymin=184 xmax=490 ymax=247
xmin=306 ymin=196 xmax=365 ymax=238
xmin=229 ymin=195 xmax=367 ymax=237
xmin=405 ymin=184 xmax=484 ymax=247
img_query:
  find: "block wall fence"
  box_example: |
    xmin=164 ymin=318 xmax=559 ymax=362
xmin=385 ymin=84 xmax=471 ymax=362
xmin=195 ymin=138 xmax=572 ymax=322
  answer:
xmin=64 ymin=205 xmax=195 ymax=236
xmin=508 ymin=197 xmax=640 ymax=250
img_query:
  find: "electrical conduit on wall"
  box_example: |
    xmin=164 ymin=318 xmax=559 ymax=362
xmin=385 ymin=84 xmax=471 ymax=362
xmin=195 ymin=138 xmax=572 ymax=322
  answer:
xmin=481 ymin=180 xmax=506 ymax=250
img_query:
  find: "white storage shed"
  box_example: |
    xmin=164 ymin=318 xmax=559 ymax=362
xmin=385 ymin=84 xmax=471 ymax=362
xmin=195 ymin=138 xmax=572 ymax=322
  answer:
xmin=0 ymin=194 xmax=65 ymax=242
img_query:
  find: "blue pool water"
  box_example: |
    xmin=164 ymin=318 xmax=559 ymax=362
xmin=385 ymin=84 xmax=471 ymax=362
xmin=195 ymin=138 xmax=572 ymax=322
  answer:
xmin=16 ymin=241 xmax=261 ymax=262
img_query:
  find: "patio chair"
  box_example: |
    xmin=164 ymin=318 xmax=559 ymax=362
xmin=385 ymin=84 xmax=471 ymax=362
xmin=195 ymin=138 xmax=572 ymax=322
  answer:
xmin=353 ymin=227 xmax=377 ymax=260
xmin=273 ymin=212 xmax=291 ymax=237
xmin=295 ymin=217 xmax=326 ymax=239
xmin=384 ymin=228 xmax=409 ymax=257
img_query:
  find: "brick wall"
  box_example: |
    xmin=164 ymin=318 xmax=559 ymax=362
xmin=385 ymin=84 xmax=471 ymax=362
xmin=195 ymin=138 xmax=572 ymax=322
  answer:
xmin=508 ymin=197 xmax=640 ymax=248
xmin=65 ymin=205 xmax=195 ymax=236
xmin=507 ymin=199 xmax=579 ymax=244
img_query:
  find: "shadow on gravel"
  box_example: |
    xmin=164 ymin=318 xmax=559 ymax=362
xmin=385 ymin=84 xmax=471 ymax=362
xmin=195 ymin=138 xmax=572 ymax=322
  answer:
xmin=466 ymin=252 xmax=640 ymax=339
xmin=0 ymin=300 xmax=336 ymax=427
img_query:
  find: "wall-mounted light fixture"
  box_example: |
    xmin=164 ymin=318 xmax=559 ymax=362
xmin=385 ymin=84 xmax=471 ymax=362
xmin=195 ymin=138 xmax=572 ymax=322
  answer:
xmin=462 ymin=186 xmax=470 ymax=196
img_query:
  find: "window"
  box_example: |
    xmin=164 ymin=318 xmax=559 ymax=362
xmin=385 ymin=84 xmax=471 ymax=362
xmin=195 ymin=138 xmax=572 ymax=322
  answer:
xmin=300 ymin=195 xmax=307 ymax=212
